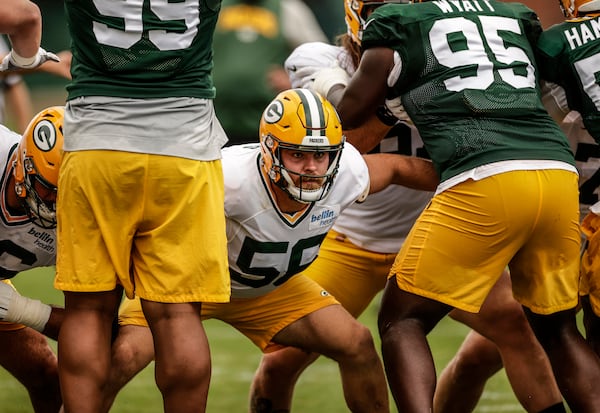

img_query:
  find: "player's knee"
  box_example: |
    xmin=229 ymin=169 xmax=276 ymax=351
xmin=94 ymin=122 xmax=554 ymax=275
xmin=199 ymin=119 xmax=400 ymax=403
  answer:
xmin=528 ymin=310 xmax=581 ymax=351
xmin=110 ymin=338 xmax=151 ymax=386
xmin=156 ymin=353 xmax=211 ymax=395
xmin=379 ymin=315 xmax=428 ymax=345
xmin=339 ymin=324 xmax=378 ymax=362
xmin=451 ymin=348 xmax=501 ymax=380
xmin=258 ymin=352 xmax=301 ymax=382
xmin=478 ymin=306 xmax=530 ymax=344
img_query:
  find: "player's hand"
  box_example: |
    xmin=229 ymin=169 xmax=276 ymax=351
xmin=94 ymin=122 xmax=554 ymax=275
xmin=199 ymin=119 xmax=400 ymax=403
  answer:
xmin=287 ymin=65 xmax=324 ymax=89
xmin=0 ymin=48 xmax=61 ymax=72
xmin=311 ymin=64 xmax=351 ymax=98
xmin=384 ymin=97 xmax=412 ymax=124
xmin=285 ymin=42 xmax=344 ymax=89
xmin=0 ymin=281 xmax=16 ymax=320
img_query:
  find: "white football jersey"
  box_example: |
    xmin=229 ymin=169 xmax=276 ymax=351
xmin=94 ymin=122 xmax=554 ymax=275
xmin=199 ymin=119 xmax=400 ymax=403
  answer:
xmin=562 ymin=110 xmax=600 ymax=209
xmin=0 ymin=125 xmax=56 ymax=279
xmin=286 ymin=42 xmax=434 ymax=253
xmin=333 ymin=122 xmax=433 ymax=253
xmin=223 ymin=143 xmax=369 ymax=298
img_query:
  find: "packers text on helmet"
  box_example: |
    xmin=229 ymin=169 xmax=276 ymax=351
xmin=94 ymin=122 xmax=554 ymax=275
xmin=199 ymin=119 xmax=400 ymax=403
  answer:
xmin=260 ymin=89 xmax=344 ymax=203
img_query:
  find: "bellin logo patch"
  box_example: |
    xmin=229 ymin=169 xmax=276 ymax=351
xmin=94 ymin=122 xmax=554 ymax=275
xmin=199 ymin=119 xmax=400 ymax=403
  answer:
xmin=308 ymin=206 xmax=339 ymax=230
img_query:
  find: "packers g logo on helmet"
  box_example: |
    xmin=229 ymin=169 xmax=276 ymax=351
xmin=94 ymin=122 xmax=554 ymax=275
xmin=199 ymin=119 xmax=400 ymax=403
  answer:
xmin=263 ymin=100 xmax=285 ymax=124
xmin=259 ymin=89 xmax=345 ymax=203
xmin=13 ymin=106 xmax=64 ymax=229
xmin=559 ymin=0 xmax=600 ymax=17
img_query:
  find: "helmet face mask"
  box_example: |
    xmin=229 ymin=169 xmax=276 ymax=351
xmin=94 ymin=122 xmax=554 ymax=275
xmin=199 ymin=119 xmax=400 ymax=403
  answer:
xmin=560 ymin=0 xmax=576 ymax=17
xmin=260 ymin=89 xmax=345 ymax=203
xmin=13 ymin=106 xmax=64 ymax=229
xmin=559 ymin=0 xmax=600 ymax=17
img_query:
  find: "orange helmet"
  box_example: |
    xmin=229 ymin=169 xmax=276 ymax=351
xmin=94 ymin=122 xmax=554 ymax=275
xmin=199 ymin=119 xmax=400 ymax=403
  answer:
xmin=260 ymin=89 xmax=344 ymax=203
xmin=13 ymin=106 xmax=64 ymax=228
xmin=344 ymin=0 xmax=409 ymax=45
xmin=559 ymin=0 xmax=600 ymax=17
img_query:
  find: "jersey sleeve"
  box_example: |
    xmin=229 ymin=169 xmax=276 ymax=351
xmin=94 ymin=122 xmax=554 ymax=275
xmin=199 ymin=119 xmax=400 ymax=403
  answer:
xmin=337 ymin=142 xmax=371 ymax=206
xmin=535 ymin=26 xmax=565 ymax=83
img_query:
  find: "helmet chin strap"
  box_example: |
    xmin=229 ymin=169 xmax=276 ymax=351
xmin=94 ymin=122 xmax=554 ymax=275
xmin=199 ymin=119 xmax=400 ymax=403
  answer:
xmin=280 ymin=169 xmax=328 ymax=203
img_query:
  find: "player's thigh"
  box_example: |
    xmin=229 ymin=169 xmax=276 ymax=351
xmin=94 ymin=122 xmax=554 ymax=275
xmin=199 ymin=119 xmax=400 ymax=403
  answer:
xmin=581 ymin=211 xmax=600 ymax=317
xmin=510 ymin=169 xmax=581 ymax=314
xmin=391 ymin=177 xmax=521 ymax=313
xmin=273 ymin=304 xmax=370 ymax=356
xmin=449 ymin=269 xmax=526 ymax=333
xmin=304 ymin=230 xmax=392 ymax=317
xmin=133 ymin=156 xmax=229 ymax=303
xmin=208 ymin=275 xmax=339 ymax=353
xmin=56 ymin=150 xmax=144 ymax=294
xmin=0 ymin=328 xmax=57 ymax=384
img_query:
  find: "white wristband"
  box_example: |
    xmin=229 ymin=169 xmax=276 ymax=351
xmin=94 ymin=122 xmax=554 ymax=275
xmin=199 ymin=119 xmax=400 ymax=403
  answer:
xmin=6 ymin=293 xmax=51 ymax=333
xmin=10 ymin=50 xmax=38 ymax=68
xmin=311 ymin=66 xmax=350 ymax=99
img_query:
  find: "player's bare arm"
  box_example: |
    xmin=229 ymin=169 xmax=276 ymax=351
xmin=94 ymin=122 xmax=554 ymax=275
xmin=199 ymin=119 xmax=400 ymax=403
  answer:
xmin=364 ymin=153 xmax=438 ymax=195
xmin=0 ymin=0 xmax=41 ymax=58
xmin=337 ymin=47 xmax=394 ymax=129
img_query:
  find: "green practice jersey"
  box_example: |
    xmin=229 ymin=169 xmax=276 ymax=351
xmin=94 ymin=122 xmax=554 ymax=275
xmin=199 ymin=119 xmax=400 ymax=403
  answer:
xmin=362 ymin=0 xmax=574 ymax=182
xmin=536 ymin=15 xmax=600 ymax=142
xmin=65 ymin=0 xmax=222 ymax=99
xmin=212 ymin=0 xmax=289 ymax=144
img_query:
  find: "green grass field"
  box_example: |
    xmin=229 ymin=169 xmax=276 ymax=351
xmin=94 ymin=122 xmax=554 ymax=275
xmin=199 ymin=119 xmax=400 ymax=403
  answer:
xmin=1 ymin=267 xmax=531 ymax=412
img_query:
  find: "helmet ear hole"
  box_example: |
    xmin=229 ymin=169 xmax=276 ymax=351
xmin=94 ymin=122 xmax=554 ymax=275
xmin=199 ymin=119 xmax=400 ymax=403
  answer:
xmin=259 ymin=89 xmax=345 ymax=203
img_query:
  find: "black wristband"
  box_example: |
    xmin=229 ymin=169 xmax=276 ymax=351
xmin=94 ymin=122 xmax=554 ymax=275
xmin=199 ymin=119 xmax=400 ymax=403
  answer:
xmin=375 ymin=105 xmax=398 ymax=126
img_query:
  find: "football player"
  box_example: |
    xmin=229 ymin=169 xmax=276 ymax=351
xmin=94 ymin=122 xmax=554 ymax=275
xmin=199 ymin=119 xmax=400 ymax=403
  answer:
xmin=308 ymin=0 xmax=600 ymax=411
xmin=0 ymin=106 xmax=64 ymax=413
xmin=251 ymin=11 xmax=565 ymax=410
xmin=535 ymin=0 xmax=600 ymax=358
xmin=100 ymin=88 xmax=438 ymax=413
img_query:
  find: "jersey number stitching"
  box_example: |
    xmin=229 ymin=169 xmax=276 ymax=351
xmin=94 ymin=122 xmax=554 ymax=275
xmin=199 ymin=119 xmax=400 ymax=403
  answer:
xmin=232 ymin=234 xmax=327 ymax=288
xmin=430 ymin=16 xmax=535 ymax=91
xmin=91 ymin=0 xmax=199 ymax=50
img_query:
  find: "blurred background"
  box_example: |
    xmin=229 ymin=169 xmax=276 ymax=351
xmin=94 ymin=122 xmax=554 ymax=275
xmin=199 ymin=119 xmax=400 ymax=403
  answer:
xmin=6 ymin=0 xmax=345 ymax=129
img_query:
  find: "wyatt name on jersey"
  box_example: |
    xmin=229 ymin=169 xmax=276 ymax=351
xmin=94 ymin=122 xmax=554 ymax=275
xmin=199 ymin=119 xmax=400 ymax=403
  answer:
xmin=429 ymin=0 xmax=496 ymax=13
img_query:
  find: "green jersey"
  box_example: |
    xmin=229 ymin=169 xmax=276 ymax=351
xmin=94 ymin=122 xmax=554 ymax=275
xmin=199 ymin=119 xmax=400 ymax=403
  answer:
xmin=211 ymin=0 xmax=289 ymax=144
xmin=362 ymin=0 xmax=575 ymax=182
xmin=65 ymin=0 xmax=222 ymax=99
xmin=536 ymin=15 xmax=600 ymax=142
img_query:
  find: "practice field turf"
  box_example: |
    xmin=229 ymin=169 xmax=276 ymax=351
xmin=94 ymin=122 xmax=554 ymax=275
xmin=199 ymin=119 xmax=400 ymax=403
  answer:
xmin=0 ymin=266 xmax=538 ymax=412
